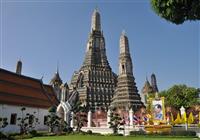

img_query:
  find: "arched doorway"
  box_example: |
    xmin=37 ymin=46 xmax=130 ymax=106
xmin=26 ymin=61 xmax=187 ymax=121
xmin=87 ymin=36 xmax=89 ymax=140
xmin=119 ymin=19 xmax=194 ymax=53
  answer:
xmin=57 ymin=105 xmax=65 ymax=121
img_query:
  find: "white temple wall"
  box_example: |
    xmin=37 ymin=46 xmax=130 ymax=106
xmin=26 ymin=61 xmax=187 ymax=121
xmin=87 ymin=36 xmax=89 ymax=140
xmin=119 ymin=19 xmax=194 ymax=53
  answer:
xmin=0 ymin=104 xmax=49 ymax=133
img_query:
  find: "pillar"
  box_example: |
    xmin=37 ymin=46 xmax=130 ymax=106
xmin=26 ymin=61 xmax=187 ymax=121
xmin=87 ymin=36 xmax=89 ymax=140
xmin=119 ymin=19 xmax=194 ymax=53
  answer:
xmin=199 ymin=112 xmax=200 ymax=125
xmin=70 ymin=112 xmax=74 ymax=128
xmin=107 ymin=109 xmax=111 ymax=128
xmin=87 ymin=110 xmax=92 ymax=127
xmin=129 ymin=108 xmax=133 ymax=126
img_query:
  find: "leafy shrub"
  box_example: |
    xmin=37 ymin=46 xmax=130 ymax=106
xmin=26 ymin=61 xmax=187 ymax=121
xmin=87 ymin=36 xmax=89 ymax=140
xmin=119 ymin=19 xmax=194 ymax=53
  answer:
xmin=57 ymin=132 xmax=66 ymax=136
xmin=63 ymin=127 xmax=73 ymax=133
xmin=12 ymin=134 xmax=33 ymax=140
xmin=129 ymin=130 xmax=146 ymax=136
xmin=105 ymin=133 xmax=123 ymax=136
xmin=69 ymin=131 xmax=85 ymax=135
xmin=171 ymin=131 xmax=196 ymax=136
xmin=29 ymin=130 xmax=37 ymax=136
xmin=47 ymin=133 xmax=57 ymax=136
xmin=0 ymin=132 xmax=7 ymax=138
xmin=86 ymin=130 xmax=92 ymax=135
xmin=129 ymin=130 xmax=196 ymax=137
xmin=91 ymin=132 xmax=102 ymax=136
xmin=8 ymin=133 xmax=20 ymax=136
xmin=111 ymin=133 xmax=123 ymax=136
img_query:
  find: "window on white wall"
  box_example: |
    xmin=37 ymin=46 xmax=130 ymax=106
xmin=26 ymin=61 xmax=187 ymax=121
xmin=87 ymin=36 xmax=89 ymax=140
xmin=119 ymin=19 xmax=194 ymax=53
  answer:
xmin=44 ymin=116 xmax=48 ymax=125
xmin=10 ymin=113 xmax=17 ymax=125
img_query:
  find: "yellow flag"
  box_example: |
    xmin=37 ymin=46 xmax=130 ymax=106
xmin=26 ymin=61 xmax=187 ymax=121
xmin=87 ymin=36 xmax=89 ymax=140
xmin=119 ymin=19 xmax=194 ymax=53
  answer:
xmin=199 ymin=112 xmax=200 ymax=124
xmin=174 ymin=113 xmax=182 ymax=124
xmin=170 ymin=113 xmax=174 ymax=125
xmin=181 ymin=112 xmax=187 ymax=123
xmin=147 ymin=114 xmax=152 ymax=119
xmin=187 ymin=112 xmax=194 ymax=124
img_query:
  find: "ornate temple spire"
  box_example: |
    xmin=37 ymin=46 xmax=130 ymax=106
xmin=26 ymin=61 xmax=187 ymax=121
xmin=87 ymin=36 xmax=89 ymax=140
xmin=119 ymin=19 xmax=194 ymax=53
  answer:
xmin=120 ymin=30 xmax=130 ymax=55
xmin=111 ymin=32 xmax=143 ymax=111
xmin=142 ymin=77 xmax=153 ymax=94
xmin=70 ymin=9 xmax=116 ymax=110
xmin=91 ymin=8 xmax=101 ymax=32
xmin=56 ymin=61 xmax=59 ymax=74
xmin=119 ymin=31 xmax=132 ymax=75
xmin=50 ymin=66 xmax=63 ymax=87
xmin=151 ymin=73 xmax=159 ymax=92
xmin=16 ymin=59 xmax=22 ymax=75
xmin=50 ymin=66 xmax=63 ymax=101
xmin=83 ymin=8 xmax=109 ymax=67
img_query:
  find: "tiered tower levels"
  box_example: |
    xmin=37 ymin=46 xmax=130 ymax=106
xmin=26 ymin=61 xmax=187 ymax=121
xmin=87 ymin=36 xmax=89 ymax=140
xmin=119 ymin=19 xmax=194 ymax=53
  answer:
xmin=111 ymin=32 xmax=143 ymax=111
xmin=69 ymin=9 xmax=117 ymax=110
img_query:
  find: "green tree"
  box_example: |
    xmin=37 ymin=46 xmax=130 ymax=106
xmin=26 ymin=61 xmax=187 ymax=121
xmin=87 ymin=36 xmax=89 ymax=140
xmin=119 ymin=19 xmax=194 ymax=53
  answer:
xmin=45 ymin=106 xmax=61 ymax=133
xmin=109 ymin=111 xmax=124 ymax=134
xmin=160 ymin=85 xmax=198 ymax=109
xmin=17 ymin=107 xmax=39 ymax=134
xmin=27 ymin=112 xmax=40 ymax=131
xmin=151 ymin=0 xmax=200 ymax=24
xmin=0 ymin=117 xmax=8 ymax=129
xmin=71 ymin=101 xmax=87 ymax=132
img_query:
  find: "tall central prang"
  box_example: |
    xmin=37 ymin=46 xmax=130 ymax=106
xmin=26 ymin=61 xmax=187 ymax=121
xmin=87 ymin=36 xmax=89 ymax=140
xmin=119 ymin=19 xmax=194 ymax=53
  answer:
xmin=69 ymin=9 xmax=117 ymax=110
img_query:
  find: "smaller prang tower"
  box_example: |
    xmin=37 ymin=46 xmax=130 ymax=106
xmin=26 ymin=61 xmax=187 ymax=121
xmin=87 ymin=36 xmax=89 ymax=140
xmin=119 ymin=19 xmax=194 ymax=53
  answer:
xmin=151 ymin=73 xmax=159 ymax=93
xmin=142 ymin=77 xmax=153 ymax=94
xmin=141 ymin=74 xmax=159 ymax=105
xmin=141 ymin=77 xmax=153 ymax=105
xmin=111 ymin=32 xmax=143 ymax=111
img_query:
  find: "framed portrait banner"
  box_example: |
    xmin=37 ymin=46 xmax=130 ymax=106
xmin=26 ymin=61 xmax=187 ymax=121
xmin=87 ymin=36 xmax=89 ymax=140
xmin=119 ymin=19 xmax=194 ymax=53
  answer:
xmin=149 ymin=97 xmax=166 ymax=123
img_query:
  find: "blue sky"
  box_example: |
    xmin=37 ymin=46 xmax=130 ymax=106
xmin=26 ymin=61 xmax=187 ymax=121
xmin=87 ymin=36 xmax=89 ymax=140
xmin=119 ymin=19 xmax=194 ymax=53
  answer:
xmin=0 ymin=0 xmax=199 ymax=92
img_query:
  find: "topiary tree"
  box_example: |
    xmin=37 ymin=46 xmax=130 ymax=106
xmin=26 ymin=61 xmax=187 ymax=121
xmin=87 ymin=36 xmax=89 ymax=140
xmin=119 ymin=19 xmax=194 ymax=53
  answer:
xmin=17 ymin=107 xmax=39 ymax=134
xmin=26 ymin=112 xmax=40 ymax=131
xmin=109 ymin=110 xmax=124 ymax=134
xmin=71 ymin=101 xmax=87 ymax=132
xmin=151 ymin=0 xmax=200 ymax=24
xmin=0 ymin=117 xmax=8 ymax=129
xmin=45 ymin=106 xmax=61 ymax=133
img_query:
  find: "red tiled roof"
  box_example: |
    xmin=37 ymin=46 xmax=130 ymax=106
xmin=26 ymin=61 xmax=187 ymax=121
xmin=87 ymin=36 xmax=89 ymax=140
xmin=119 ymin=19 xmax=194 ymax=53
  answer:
xmin=0 ymin=68 xmax=59 ymax=109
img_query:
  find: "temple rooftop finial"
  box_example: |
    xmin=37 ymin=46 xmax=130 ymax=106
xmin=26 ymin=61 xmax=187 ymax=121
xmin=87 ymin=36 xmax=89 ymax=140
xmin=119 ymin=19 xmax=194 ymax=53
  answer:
xmin=120 ymin=30 xmax=129 ymax=54
xmin=40 ymin=73 xmax=44 ymax=81
xmin=95 ymin=6 xmax=99 ymax=12
xmin=122 ymin=29 xmax=126 ymax=36
xmin=91 ymin=7 xmax=101 ymax=32
xmin=56 ymin=61 xmax=59 ymax=74
xmin=146 ymin=76 xmax=148 ymax=81
xmin=16 ymin=59 xmax=22 ymax=75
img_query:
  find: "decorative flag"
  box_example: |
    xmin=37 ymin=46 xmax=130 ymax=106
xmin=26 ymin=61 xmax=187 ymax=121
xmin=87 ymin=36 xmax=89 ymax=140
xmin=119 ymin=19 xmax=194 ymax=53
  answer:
xmin=174 ymin=113 xmax=182 ymax=124
xmin=187 ymin=112 xmax=194 ymax=125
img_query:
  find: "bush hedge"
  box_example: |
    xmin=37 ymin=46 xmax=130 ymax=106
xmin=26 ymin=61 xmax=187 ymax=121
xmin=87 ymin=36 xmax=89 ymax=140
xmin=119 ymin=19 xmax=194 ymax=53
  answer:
xmin=129 ymin=130 xmax=146 ymax=136
xmin=0 ymin=132 xmax=7 ymax=139
xmin=129 ymin=130 xmax=196 ymax=137
xmin=171 ymin=131 xmax=196 ymax=136
xmin=63 ymin=127 xmax=73 ymax=134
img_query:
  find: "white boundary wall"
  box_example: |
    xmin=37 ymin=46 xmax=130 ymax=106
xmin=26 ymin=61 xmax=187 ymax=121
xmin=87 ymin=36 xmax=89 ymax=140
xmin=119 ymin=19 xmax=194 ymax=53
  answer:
xmin=82 ymin=126 xmax=139 ymax=136
xmin=0 ymin=104 xmax=49 ymax=133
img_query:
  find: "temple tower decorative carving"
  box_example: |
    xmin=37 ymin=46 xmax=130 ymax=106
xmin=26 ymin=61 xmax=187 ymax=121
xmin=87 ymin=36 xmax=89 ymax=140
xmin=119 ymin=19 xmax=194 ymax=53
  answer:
xmin=111 ymin=32 xmax=143 ymax=111
xmin=69 ymin=9 xmax=117 ymax=110
xmin=151 ymin=73 xmax=159 ymax=93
